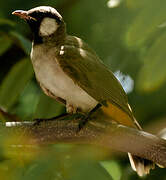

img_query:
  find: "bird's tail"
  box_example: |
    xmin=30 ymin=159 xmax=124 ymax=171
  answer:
xmin=102 ymin=102 xmax=156 ymax=176
xmin=124 ymin=112 xmax=155 ymax=176
xmin=128 ymin=153 xmax=155 ymax=176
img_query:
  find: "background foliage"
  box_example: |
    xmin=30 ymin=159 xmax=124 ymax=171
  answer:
xmin=0 ymin=0 xmax=166 ymax=179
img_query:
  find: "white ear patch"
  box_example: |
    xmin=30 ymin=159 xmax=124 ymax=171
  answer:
xmin=39 ymin=17 xmax=59 ymax=36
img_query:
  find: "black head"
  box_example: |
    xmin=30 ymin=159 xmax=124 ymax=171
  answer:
xmin=12 ymin=6 xmax=66 ymax=44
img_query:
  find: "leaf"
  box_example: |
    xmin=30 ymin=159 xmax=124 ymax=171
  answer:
xmin=0 ymin=18 xmax=15 ymax=26
xmin=136 ymin=33 xmax=166 ymax=92
xmin=101 ymin=161 xmax=122 ymax=180
xmin=0 ymin=34 xmax=12 ymax=55
xmin=34 ymin=92 xmax=65 ymax=119
xmin=10 ymin=31 xmax=31 ymax=55
xmin=0 ymin=58 xmax=33 ymax=110
xmin=126 ymin=0 xmax=166 ymax=47
xmin=126 ymin=0 xmax=150 ymax=9
xmin=69 ymin=161 xmax=113 ymax=180
xmin=11 ymin=80 xmax=40 ymax=120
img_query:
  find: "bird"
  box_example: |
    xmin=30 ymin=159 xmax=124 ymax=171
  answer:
xmin=12 ymin=6 xmax=155 ymax=176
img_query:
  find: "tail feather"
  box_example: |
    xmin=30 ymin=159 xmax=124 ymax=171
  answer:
xmin=128 ymin=153 xmax=155 ymax=176
xmin=125 ymin=113 xmax=156 ymax=176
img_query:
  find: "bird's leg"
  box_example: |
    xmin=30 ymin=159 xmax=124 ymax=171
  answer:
xmin=34 ymin=103 xmax=77 ymax=126
xmin=78 ymin=103 xmax=102 ymax=131
xmin=33 ymin=113 xmax=69 ymax=125
xmin=66 ymin=102 xmax=77 ymax=114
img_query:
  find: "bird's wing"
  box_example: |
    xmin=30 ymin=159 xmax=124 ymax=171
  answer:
xmin=56 ymin=36 xmax=133 ymax=119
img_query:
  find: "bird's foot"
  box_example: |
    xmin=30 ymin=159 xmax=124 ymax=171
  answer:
xmin=33 ymin=113 xmax=69 ymax=126
xmin=77 ymin=104 xmax=102 ymax=132
xmin=77 ymin=115 xmax=89 ymax=132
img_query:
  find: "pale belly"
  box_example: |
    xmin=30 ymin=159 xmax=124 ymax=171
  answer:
xmin=31 ymin=45 xmax=98 ymax=113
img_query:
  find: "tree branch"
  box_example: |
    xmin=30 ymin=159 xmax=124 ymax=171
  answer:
xmin=3 ymin=114 xmax=166 ymax=167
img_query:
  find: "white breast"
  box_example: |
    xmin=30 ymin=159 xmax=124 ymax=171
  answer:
xmin=31 ymin=44 xmax=98 ymax=112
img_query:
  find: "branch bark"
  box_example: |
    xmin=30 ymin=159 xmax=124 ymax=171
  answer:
xmin=3 ymin=114 xmax=166 ymax=167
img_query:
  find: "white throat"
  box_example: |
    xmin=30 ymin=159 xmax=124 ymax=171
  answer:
xmin=39 ymin=17 xmax=59 ymax=36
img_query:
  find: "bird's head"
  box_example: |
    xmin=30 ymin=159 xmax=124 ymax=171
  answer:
xmin=12 ymin=6 xmax=66 ymax=44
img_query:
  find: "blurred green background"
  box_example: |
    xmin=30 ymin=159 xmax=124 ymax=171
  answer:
xmin=0 ymin=0 xmax=166 ymax=179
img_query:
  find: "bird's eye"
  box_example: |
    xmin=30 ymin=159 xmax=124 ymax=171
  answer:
xmin=39 ymin=17 xmax=59 ymax=36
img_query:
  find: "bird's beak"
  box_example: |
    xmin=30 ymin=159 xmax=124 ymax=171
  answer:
xmin=12 ymin=10 xmax=36 ymax=21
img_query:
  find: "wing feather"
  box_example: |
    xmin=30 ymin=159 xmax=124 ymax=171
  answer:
xmin=57 ymin=36 xmax=133 ymax=118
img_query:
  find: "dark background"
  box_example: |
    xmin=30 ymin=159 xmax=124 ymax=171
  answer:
xmin=0 ymin=0 xmax=166 ymax=179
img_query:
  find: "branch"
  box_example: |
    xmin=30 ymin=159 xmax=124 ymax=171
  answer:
xmin=3 ymin=114 xmax=166 ymax=167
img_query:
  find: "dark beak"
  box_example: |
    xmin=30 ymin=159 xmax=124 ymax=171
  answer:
xmin=12 ymin=10 xmax=36 ymax=21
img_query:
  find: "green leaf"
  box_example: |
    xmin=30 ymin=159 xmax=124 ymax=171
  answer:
xmin=0 ymin=18 xmax=15 ymax=26
xmin=69 ymin=161 xmax=113 ymax=180
xmin=12 ymin=80 xmax=40 ymax=120
xmin=10 ymin=31 xmax=31 ymax=55
xmin=126 ymin=0 xmax=150 ymax=9
xmin=136 ymin=33 xmax=166 ymax=92
xmin=101 ymin=161 xmax=122 ymax=180
xmin=34 ymin=92 xmax=65 ymax=119
xmin=126 ymin=0 xmax=166 ymax=47
xmin=0 ymin=34 xmax=12 ymax=55
xmin=0 ymin=58 xmax=33 ymax=110
xmin=21 ymin=155 xmax=59 ymax=180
